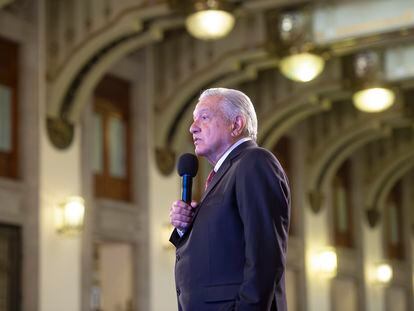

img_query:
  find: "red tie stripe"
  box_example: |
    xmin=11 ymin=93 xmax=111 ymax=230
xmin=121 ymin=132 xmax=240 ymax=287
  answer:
xmin=205 ymin=170 xmax=216 ymax=191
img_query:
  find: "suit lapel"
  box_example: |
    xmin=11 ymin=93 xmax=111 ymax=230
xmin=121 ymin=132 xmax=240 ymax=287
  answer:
xmin=177 ymin=141 xmax=256 ymax=243
xmin=190 ymin=140 xmax=256 ymax=224
xmin=199 ymin=160 xmax=229 ymax=202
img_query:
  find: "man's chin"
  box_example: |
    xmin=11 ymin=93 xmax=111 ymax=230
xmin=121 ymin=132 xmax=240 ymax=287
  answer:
xmin=194 ymin=146 xmax=204 ymax=157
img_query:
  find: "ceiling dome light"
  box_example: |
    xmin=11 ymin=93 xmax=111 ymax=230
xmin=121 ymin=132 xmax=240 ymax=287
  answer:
xmin=347 ymin=51 xmax=394 ymax=113
xmin=267 ymin=9 xmax=325 ymax=83
xmin=279 ymin=52 xmax=325 ymax=82
xmin=185 ymin=9 xmax=235 ymax=40
xmin=352 ymin=87 xmax=395 ymax=113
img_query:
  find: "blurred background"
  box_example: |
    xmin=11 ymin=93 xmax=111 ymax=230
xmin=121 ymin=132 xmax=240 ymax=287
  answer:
xmin=0 ymin=0 xmax=413 ymax=310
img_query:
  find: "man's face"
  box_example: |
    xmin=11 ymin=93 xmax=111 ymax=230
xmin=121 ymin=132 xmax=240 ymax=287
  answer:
xmin=190 ymin=96 xmax=234 ymax=164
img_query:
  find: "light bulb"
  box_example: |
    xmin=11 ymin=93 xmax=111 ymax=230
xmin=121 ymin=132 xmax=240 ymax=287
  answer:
xmin=279 ymin=52 xmax=325 ymax=82
xmin=64 ymin=197 xmax=85 ymax=227
xmin=353 ymin=87 xmax=395 ymax=112
xmin=56 ymin=196 xmax=85 ymax=235
xmin=375 ymin=263 xmax=393 ymax=284
xmin=311 ymin=248 xmax=337 ymax=278
xmin=185 ymin=9 xmax=235 ymax=40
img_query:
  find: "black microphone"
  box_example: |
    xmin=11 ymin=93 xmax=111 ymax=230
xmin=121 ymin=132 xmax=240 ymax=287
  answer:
xmin=177 ymin=153 xmax=198 ymax=204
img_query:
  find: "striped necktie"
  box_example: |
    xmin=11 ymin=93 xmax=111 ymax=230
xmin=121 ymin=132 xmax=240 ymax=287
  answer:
xmin=204 ymin=170 xmax=216 ymax=191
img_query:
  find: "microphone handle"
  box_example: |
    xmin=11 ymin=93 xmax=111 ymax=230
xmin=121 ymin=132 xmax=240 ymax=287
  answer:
xmin=181 ymin=174 xmax=193 ymax=204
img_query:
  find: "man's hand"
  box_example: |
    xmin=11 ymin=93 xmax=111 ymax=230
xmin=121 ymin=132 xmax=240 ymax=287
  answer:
xmin=169 ymin=200 xmax=198 ymax=231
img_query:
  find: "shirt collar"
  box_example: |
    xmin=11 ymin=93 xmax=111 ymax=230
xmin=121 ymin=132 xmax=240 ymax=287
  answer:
xmin=214 ymin=137 xmax=252 ymax=172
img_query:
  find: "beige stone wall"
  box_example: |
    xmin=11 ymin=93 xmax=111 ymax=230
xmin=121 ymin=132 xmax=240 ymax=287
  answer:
xmin=0 ymin=1 xmax=413 ymax=311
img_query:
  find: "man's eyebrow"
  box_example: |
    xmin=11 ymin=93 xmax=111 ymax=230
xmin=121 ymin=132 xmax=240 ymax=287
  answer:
xmin=193 ymin=108 xmax=210 ymax=117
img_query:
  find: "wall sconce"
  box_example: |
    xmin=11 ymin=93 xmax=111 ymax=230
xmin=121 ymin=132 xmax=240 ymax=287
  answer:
xmin=161 ymin=223 xmax=175 ymax=250
xmin=310 ymin=247 xmax=337 ymax=278
xmin=55 ymin=196 xmax=85 ymax=236
xmin=170 ymin=0 xmax=235 ymax=41
xmin=267 ymin=9 xmax=325 ymax=82
xmin=372 ymin=263 xmax=393 ymax=285
xmin=346 ymin=50 xmax=395 ymax=112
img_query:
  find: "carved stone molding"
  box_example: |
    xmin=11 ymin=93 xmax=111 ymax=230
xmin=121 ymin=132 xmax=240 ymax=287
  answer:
xmin=365 ymin=145 xmax=414 ymax=219
xmin=366 ymin=208 xmax=381 ymax=228
xmin=46 ymin=117 xmax=75 ymax=150
xmin=308 ymin=190 xmax=324 ymax=214
xmin=155 ymin=147 xmax=176 ymax=176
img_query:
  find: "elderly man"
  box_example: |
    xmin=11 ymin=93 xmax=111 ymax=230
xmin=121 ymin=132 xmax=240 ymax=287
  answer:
xmin=169 ymin=88 xmax=290 ymax=311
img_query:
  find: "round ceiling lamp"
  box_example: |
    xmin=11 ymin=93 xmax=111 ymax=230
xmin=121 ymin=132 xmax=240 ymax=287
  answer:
xmin=171 ymin=0 xmax=235 ymax=41
xmin=279 ymin=52 xmax=325 ymax=82
xmin=352 ymin=87 xmax=395 ymax=113
xmin=268 ymin=9 xmax=325 ymax=82
xmin=348 ymin=51 xmax=395 ymax=113
xmin=185 ymin=9 xmax=235 ymax=40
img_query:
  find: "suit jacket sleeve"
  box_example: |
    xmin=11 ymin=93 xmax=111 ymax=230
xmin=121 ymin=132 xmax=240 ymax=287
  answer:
xmin=169 ymin=228 xmax=181 ymax=247
xmin=234 ymin=149 xmax=290 ymax=310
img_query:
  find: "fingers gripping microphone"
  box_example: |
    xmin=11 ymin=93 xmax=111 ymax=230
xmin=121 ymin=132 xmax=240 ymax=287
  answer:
xmin=177 ymin=153 xmax=198 ymax=204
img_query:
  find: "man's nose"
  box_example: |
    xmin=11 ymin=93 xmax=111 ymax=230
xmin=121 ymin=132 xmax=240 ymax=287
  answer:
xmin=189 ymin=121 xmax=199 ymax=134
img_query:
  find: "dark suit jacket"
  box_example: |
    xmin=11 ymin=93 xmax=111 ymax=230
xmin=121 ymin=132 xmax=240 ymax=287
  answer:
xmin=170 ymin=140 xmax=290 ymax=311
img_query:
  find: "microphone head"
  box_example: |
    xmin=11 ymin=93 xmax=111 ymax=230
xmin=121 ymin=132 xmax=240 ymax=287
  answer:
xmin=177 ymin=153 xmax=198 ymax=177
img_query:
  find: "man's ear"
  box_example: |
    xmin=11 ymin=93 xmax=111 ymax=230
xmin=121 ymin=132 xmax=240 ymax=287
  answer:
xmin=231 ymin=115 xmax=246 ymax=137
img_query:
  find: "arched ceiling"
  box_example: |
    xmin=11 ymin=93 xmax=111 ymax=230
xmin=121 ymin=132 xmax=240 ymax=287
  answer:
xmin=45 ymin=0 xmax=414 ymax=183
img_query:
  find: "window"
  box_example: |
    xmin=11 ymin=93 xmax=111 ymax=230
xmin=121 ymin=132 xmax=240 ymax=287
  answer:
xmin=93 ymin=75 xmax=132 ymax=201
xmin=0 ymin=37 xmax=18 ymax=179
xmin=0 ymin=224 xmax=21 ymax=311
xmin=385 ymin=181 xmax=404 ymax=260
xmin=332 ymin=160 xmax=353 ymax=248
xmin=92 ymin=242 xmax=134 ymax=311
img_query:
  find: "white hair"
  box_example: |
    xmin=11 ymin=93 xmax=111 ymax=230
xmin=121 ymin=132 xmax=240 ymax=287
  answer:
xmin=199 ymin=88 xmax=258 ymax=141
